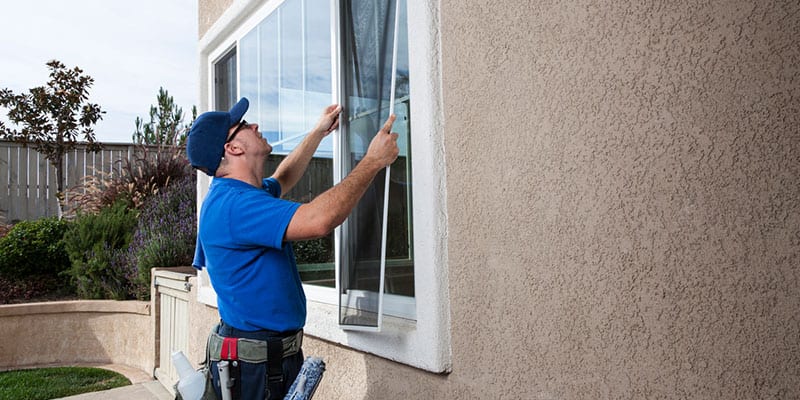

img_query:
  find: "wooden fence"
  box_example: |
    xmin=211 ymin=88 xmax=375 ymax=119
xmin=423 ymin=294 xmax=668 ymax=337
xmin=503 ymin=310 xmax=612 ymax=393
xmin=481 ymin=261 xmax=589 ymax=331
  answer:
xmin=271 ymin=155 xmax=333 ymax=203
xmin=0 ymin=141 xmax=141 ymax=222
xmin=0 ymin=140 xmax=334 ymax=223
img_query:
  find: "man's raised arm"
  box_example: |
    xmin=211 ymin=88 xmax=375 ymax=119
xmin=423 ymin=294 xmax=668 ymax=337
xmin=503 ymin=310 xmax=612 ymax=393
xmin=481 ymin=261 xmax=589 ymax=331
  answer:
xmin=271 ymin=104 xmax=341 ymax=194
xmin=284 ymin=114 xmax=399 ymax=241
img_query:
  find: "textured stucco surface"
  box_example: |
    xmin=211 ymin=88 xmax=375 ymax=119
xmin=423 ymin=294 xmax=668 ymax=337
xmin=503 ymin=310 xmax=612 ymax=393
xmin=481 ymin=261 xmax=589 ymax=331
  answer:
xmin=0 ymin=301 xmax=153 ymax=374
xmin=198 ymin=0 xmax=234 ymax=38
xmin=439 ymin=0 xmax=800 ymax=398
xmin=195 ymin=0 xmax=800 ymax=398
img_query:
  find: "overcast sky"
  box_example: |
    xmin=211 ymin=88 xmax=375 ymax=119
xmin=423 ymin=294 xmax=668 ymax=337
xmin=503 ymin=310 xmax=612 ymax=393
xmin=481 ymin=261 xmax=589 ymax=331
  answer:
xmin=0 ymin=0 xmax=198 ymax=143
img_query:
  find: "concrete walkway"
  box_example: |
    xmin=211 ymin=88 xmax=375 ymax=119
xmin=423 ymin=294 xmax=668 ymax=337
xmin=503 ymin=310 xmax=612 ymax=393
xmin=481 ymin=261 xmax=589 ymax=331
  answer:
xmin=53 ymin=364 xmax=173 ymax=400
xmin=56 ymin=380 xmax=173 ymax=400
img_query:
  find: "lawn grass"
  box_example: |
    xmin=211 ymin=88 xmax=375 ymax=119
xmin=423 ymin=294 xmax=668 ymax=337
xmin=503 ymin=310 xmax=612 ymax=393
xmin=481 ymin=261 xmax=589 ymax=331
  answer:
xmin=0 ymin=366 xmax=131 ymax=400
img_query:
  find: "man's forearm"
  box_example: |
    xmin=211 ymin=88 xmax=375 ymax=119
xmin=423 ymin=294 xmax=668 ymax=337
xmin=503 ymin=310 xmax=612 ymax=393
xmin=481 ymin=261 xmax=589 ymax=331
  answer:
xmin=312 ymin=156 xmax=384 ymax=230
xmin=272 ymin=130 xmax=325 ymax=194
xmin=286 ymin=156 xmax=385 ymax=240
xmin=284 ymin=114 xmax=396 ymax=241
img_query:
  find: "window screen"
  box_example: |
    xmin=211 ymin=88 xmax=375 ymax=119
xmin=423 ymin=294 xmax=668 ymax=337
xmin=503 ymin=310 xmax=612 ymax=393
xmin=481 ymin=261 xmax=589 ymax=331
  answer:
xmin=338 ymin=0 xmax=413 ymax=330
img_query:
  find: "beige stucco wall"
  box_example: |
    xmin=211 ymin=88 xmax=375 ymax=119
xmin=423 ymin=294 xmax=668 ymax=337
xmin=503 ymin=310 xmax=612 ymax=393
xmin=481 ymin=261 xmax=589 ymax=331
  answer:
xmin=438 ymin=0 xmax=799 ymax=398
xmin=197 ymin=0 xmax=799 ymax=398
xmin=0 ymin=301 xmax=153 ymax=374
xmin=198 ymin=0 xmax=233 ymax=38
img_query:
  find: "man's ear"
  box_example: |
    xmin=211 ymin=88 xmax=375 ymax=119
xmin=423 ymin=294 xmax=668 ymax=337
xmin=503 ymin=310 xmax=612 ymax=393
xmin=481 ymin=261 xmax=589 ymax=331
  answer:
xmin=224 ymin=141 xmax=245 ymax=156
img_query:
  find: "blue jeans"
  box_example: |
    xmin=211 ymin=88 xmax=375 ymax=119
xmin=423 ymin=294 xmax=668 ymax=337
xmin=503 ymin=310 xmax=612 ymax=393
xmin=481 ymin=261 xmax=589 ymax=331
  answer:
xmin=210 ymin=321 xmax=304 ymax=400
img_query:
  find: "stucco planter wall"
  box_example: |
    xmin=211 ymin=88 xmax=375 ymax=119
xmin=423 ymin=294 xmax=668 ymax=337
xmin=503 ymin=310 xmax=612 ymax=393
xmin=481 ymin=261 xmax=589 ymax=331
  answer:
xmin=0 ymin=300 xmax=153 ymax=374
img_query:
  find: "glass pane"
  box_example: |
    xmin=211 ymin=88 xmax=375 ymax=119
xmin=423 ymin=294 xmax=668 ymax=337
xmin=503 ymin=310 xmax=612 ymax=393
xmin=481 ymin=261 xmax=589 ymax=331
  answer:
xmin=339 ymin=0 xmax=413 ymax=328
xmin=260 ymin=0 xmax=334 ymax=157
xmin=240 ymin=29 xmax=259 ymax=122
xmin=305 ymin=0 xmax=331 ymax=94
xmin=237 ymin=0 xmax=336 ymax=286
xmin=386 ymin=99 xmax=413 ymax=297
xmin=304 ymin=0 xmax=333 ymax=156
xmin=214 ymin=48 xmax=237 ymax=111
xmin=280 ymin=0 xmax=303 ymax=91
xmin=278 ymin=87 xmax=304 ymax=152
xmin=294 ymin=0 xmax=334 ymax=286
xmin=259 ymin=13 xmax=280 ymax=144
xmin=386 ymin=0 xmax=413 ymax=297
xmin=277 ymin=1 xmax=303 ymax=153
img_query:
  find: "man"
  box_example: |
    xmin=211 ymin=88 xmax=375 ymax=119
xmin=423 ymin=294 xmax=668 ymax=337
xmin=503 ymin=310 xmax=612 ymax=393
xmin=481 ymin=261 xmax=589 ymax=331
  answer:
xmin=187 ymin=97 xmax=398 ymax=399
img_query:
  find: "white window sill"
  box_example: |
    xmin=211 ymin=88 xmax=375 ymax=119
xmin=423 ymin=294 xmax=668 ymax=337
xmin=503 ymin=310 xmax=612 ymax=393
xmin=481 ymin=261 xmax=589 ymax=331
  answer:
xmin=199 ymin=280 xmax=448 ymax=373
xmin=304 ymin=299 xmax=449 ymax=373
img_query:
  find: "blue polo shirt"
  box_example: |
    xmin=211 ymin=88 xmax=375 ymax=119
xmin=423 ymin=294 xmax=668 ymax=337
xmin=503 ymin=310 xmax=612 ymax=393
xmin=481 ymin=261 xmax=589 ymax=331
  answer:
xmin=192 ymin=177 xmax=304 ymax=332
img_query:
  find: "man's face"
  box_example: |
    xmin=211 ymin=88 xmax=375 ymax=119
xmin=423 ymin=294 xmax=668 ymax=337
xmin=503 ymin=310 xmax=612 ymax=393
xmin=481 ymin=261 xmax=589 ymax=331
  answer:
xmin=226 ymin=120 xmax=272 ymax=155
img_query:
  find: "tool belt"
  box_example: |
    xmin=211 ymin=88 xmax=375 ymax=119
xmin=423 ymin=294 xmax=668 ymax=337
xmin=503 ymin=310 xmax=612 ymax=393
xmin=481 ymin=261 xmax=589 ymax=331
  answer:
xmin=208 ymin=330 xmax=303 ymax=363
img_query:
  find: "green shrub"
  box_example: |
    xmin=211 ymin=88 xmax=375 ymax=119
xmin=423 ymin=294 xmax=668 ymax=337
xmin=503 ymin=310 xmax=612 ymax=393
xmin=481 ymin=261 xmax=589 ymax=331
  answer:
xmin=0 ymin=217 xmax=71 ymax=280
xmin=63 ymin=201 xmax=138 ymax=299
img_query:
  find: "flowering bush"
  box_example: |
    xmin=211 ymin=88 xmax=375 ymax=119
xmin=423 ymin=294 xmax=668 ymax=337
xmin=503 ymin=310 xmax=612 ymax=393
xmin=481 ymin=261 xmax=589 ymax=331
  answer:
xmin=59 ymin=144 xmax=194 ymax=300
xmin=125 ymin=174 xmax=197 ymax=300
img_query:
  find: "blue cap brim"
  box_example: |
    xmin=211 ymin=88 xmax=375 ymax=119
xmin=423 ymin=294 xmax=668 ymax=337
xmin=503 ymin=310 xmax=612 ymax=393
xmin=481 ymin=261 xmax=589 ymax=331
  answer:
xmin=229 ymin=98 xmax=248 ymax=126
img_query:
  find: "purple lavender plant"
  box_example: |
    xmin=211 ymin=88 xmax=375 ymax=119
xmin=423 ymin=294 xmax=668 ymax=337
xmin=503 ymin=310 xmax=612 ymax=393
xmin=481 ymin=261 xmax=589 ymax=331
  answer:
xmin=128 ymin=174 xmax=197 ymax=300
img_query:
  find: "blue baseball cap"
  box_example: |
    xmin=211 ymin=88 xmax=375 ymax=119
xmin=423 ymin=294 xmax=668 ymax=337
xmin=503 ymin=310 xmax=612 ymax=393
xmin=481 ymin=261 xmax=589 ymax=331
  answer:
xmin=186 ymin=98 xmax=249 ymax=176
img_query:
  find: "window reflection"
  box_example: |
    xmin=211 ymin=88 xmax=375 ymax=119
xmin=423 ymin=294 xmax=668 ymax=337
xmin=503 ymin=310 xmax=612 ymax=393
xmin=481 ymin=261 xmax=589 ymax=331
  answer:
xmin=234 ymin=0 xmax=413 ymax=302
xmin=214 ymin=48 xmax=237 ymax=111
xmin=259 ymin=13 xmax=280 ymax=144
xmin=239 ymin=0 xmax=335 ymax=287
xmin=240 ymin=0 xmax=333 ymax=157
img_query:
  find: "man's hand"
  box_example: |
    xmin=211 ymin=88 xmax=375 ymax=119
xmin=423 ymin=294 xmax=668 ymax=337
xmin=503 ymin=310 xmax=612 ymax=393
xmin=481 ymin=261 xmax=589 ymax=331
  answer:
xmin=312 ymin=104 xmax=341 ymax=136
xmin=364 ymin=114 xmax=400 ymax=168
xmin=273 ymin=104 xmax=340 ymax=194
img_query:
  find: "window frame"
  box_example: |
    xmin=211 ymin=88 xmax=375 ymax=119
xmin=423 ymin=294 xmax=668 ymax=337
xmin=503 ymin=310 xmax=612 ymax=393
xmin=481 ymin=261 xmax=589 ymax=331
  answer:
xmin=196 ymin=0 xmax=450 ymax=373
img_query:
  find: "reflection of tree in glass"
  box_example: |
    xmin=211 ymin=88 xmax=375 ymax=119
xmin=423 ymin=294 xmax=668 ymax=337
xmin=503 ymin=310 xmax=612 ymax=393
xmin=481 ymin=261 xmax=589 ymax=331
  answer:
xmin=294 ymin=237 xmax=333 ymax=264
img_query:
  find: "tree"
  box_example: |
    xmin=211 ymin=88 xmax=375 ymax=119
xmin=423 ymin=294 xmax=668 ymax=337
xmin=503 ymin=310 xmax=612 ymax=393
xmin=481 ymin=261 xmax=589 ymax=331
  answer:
xmin=132 ymin=87 xmax=196 ymax=146
xmin=0 ymin=60 xmax=104 ymax=216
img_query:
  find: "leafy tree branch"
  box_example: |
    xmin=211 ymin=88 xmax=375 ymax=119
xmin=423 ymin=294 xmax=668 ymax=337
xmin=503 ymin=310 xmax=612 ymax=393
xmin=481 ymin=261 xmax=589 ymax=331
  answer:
xmin=0 ymin=60 xmax=104 ymax=216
